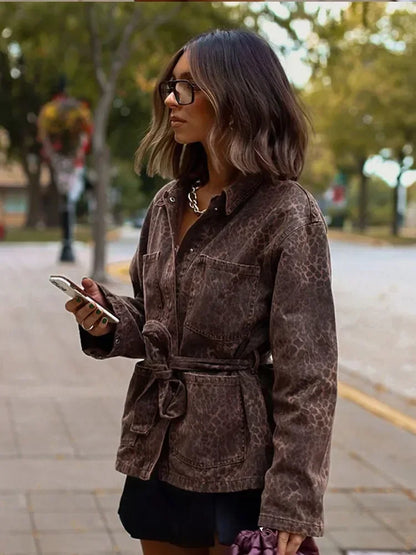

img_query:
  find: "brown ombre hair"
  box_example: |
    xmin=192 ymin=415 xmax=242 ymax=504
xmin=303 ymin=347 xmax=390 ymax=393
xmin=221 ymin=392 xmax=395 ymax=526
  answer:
xmin=135 ymin=29 xmax=310 ymax=182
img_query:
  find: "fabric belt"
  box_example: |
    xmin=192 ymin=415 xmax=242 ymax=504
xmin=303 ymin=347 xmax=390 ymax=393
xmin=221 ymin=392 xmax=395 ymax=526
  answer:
xmin=132 ymin=321 xmax=272 ymax=426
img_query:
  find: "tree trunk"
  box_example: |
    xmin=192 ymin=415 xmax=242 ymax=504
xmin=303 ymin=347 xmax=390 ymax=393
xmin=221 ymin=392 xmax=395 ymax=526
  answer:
xmin=92 ymin=145 xmax=110 ymax=281
xmin=392 ymin=163 xmax=405 ymax=237
xmin=91 ymin=89 xmax=114 ymax=282
xmin=21 ymin=153 xmax=43 ymax=228
xmin=43 ymin=170 xmax=60 ymax=227
xmin=357 ymin=159 xmax=368 ymax=232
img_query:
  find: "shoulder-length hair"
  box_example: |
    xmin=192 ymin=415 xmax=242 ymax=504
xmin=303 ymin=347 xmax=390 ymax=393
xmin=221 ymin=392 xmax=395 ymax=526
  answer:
xmin=135 ymin=29 xmax=311 ymax=182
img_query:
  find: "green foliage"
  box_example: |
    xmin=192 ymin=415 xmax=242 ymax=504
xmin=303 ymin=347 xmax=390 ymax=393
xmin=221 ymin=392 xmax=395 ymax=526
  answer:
xmin=0 ymin=2 xmax=261 ymax=215
xmin=346 ymin=176 xmax=393 ymax=226
xmin=300 ymin=3 xmax=416 ymax=229
xmin=111 ymin=160 xmax=146 ymax=220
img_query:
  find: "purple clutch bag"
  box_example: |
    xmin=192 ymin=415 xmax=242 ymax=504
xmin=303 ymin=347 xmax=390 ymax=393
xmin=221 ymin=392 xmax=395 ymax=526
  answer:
xmin=230 ymin=529 xmax=319 ymax=555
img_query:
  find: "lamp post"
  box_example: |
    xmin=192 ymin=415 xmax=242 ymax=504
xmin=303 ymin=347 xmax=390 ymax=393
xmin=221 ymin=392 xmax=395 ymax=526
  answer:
xmin=38 ymin=93 xmax=92 ymax=262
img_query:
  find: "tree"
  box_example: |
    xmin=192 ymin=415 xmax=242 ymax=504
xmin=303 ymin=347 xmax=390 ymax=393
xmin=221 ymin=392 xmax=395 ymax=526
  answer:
xmin=302 ymin=3 xmax=416 ymax=232
xmin=0 ymin=2 xmax=260 ymax=278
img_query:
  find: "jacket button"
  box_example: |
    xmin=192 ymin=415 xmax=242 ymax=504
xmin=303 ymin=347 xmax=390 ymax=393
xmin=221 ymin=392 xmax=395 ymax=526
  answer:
xmin=169 ymin=196 xmax=176 ymax=203
xmin=115 ymin=338 xmax=120 ymax=345
xmin=189 ymin=248 xmax=194 ymax=253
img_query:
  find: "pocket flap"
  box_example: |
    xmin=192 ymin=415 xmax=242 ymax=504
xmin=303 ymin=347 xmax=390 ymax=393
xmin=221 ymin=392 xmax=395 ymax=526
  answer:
xmin=130 ymin=375 xmax=158 ymax=435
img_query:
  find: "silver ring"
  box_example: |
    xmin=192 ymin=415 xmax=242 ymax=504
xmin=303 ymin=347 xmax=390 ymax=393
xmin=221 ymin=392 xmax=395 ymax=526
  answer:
xmin=81 ymin=322 xmax=95 ymax=331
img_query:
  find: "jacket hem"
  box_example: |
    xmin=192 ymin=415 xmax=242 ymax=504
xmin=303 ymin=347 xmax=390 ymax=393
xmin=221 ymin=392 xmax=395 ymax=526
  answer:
xmin=116 ymin=460 xmax=153 ymax=480
xmin=116 ymin=459 xmax=265 ymax=493
xmin=258 ymin=513 xmax=323 ymax=537
xmin=158 ymin=468 xmax=265 ymax=493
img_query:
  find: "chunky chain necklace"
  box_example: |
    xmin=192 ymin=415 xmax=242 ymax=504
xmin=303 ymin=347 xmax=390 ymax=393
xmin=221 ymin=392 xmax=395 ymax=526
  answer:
xmin=187 ymin=179 xmax=206 ymax=216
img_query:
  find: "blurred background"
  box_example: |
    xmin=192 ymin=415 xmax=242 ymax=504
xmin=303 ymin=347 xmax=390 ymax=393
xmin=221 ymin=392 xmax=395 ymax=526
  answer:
xmin=0 ymin=2 xmax=415 ymax=555
xmin=0 ymin=2 xmax=415 ymax=263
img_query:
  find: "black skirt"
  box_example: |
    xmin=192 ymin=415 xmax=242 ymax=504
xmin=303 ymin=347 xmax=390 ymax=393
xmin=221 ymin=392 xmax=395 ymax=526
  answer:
xmin=118 ymin=474 xmax=262 ymax=548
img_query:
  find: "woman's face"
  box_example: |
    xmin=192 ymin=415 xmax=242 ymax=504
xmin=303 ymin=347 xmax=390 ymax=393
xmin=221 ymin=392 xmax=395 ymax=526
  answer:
xmin=164 ymin=51 xmax=216 ymax=148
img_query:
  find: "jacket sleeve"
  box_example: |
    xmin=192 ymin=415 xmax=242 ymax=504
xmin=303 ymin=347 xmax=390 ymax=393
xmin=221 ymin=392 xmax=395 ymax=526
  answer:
xmin=258 ymin=220 xmax=338 ymax=537
xmin=80 ymin=201 xmax=153 ymax=360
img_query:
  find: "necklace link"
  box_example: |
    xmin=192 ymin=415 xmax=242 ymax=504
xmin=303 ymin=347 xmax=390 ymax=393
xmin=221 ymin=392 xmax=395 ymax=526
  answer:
xmin=188 ymin=179 xmax=206 ymax=215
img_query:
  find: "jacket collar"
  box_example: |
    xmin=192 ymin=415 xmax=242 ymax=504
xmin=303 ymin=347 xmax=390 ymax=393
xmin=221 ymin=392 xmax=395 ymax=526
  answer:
xmin=222 ymin=173 xmax=264 ymax=216
xmin=165 ymin=173 xmax=264 ymax=216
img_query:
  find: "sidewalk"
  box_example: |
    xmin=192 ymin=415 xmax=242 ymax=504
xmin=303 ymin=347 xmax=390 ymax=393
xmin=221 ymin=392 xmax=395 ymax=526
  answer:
xmin=0 ymin=241 xmax=415 ymax=555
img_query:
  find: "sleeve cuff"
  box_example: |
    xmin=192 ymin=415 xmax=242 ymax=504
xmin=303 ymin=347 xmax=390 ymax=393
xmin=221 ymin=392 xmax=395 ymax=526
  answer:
xmin=258 ymin=513 xmax=323 ymax=537
xmin=79 ymin=326 xmax=116 ymax=359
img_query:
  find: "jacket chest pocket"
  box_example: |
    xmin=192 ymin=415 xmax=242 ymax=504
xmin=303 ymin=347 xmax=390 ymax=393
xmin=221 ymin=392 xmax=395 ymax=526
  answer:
xmin=142 ymin=251 xmax=163 ymax=320
xmin=184 ymin=255 xmax=260 ymax=342
xmin=169 ymin=373 xmax=246 ymax=469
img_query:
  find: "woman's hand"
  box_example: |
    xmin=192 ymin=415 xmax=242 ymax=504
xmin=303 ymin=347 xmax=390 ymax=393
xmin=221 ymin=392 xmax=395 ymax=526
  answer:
xmin=277 ymin=531 xmax=306 ymax=555
xmin=65 ymin=277 xmax=115 ymax=337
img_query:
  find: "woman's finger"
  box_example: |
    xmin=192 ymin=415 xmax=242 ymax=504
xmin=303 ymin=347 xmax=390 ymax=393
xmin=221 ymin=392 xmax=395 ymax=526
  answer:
xmin=65 ymin=296 xmax=85 ymax=313
xmin=74 ymin=301 xmax=99 ymax=326
xmin=277 ymin=531 xmax=290 ymax=555
xmin=84 ymin=316 xmax=114 ymax=337
xmin=78 ymin=305 xmax=104 ymax=330
xmin=81 ymin=277 xmax=107 ymax=307
xmin=285 ymin=535 xmax=304 ymax=555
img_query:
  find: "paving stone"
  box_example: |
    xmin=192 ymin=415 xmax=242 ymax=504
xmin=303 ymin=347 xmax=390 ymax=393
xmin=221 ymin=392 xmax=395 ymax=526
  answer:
xmin=0 ymin=401 xmax=19 ymax=457
xmin=332 ymin=399 xmax=416 ymax=490
xmin=0 ymin=460 xmax=121 ymax=490
xmin=372 ymin=511 xmax=416 ymax=531
xmin=112 ymin=531 xmax=142 ymax=553
xmin=328 ymin=448 xmax=396 ymax=489
xmin=325 ymin=492 xmax=361 ymax=511
xmin=344 ymin=552 xmax=416 ymax=555
xmin=0 ymin=493 xmax=28 ymax=514
xmin=102 ymin=510 xmax=124 ymax=532
xmin=9 ymin=398 xmax=74 ymax=457
xmin=37 ymin=531 xmax=113 ymax=553
xmin=325 ymin=508 xmax=382 ymax=529
xmin=94 ymin=491 xmax=122 ymax=512
xmin=0 ymin=533 xmax=37 ymax=554
xmin=315 ymin=535 xmax=341 ymax=551
xmin=29 ymin=492 xmax=96 ymax=513
xmin=352 ymin=492 xmax=416 ymax=512
xmin=58 ymin=398 xmax=120 ymax=457
xmin=33 ymin=512 xmax=106 ymax=532
xmin=0 ymin=513 xmax=32 ymax=533
xmin=330 ymin=528 xmax=409 ymax=550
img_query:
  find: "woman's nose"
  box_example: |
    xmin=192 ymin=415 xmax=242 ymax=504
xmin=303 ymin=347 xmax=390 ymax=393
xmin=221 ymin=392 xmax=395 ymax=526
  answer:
xmin=164 ymin=91 xmax=178 ymax=108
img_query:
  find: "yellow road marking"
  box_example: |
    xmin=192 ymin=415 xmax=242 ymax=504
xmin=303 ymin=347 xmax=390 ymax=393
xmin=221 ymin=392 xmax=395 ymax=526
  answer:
xmin=107 ymin=261 xmax=416 ymax=436
xmin=338 ymin=382 xmax=416 ymax=435
xmin=107 ymin=261 xmax=130 ymax=283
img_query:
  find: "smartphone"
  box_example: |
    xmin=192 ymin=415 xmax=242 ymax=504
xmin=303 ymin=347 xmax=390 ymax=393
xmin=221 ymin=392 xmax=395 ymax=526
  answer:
xmin=49 ymin=274 xmax=120 ymax=324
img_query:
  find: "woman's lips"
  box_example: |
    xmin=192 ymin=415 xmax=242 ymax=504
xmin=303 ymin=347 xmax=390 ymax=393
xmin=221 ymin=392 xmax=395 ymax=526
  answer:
xmin=170 ymin=117 xmax=186 ymax=127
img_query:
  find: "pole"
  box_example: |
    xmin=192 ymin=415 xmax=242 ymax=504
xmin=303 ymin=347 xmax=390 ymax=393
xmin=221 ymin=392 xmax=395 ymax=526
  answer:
xmin=59 ymin=193 xmax=75 ymax=262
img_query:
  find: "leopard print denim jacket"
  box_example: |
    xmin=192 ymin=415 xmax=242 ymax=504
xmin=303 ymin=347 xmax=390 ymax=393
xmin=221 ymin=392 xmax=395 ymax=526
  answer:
xmin=80 ymin=174 xmax=338 ymax=537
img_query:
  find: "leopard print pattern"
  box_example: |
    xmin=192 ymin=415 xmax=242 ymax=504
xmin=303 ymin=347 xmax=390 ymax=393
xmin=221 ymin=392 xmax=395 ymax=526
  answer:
xmin=81 ymin=175 xmax=337 ymax=537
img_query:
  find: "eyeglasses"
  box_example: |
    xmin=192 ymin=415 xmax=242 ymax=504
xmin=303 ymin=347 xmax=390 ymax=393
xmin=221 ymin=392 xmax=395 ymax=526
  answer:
xmin=159 ymin=79 xmax=200 ymax=106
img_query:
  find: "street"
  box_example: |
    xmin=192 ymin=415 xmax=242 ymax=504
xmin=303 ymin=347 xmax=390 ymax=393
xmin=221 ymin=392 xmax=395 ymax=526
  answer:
xmin=0 ymin=231 xmax=415 ymax=554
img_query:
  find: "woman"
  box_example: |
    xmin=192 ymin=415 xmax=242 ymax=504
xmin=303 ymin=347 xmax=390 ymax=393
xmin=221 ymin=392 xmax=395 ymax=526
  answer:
xmin=66 ymin=29 xmax=337 ymax=555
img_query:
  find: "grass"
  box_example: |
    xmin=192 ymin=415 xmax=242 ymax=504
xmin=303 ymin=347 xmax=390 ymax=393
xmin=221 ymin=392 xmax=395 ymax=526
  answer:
xmin=328 ymin=226 xmax=416 ymax=246
xmin=2 ymin=226 xmax=120 ymax=243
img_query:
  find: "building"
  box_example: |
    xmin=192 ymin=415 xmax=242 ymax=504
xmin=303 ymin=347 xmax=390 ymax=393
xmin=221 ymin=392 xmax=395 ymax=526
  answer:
xmin=0 ymin=162 xmax=50 ymax=227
